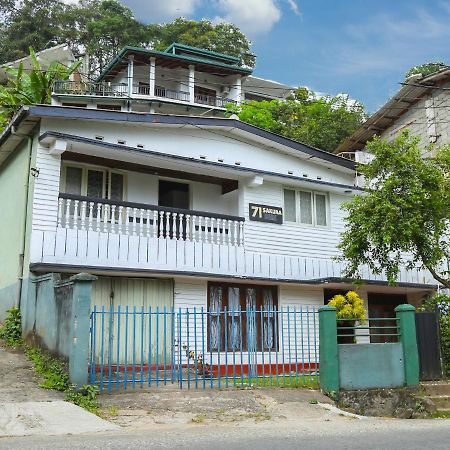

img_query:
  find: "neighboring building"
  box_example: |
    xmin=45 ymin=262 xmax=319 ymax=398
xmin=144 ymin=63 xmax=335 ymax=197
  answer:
xmin=0 ymin=45 xmax=436 ymax=382
xmin=335 ymin=69 xmax=450 ymax=157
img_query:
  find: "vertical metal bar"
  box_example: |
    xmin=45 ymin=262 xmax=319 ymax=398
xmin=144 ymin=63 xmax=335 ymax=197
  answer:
xmin=260 ymin=307 xmax=265 ymax=387
xmin=209 ymin=308 xmax=213 ymax=389
xmin=124 ymin=305 xmax=129 ymax=390
xmin=307 ymin=306 xmax=311 ymax=385
xmin=300 ymin=307 xmax=305 ymax=382
xmin=217 ymin=309 xmax=222 ymax=389
xmin=246 ymin=306 xmax=251 ymax=383
xmin=268 ymin=305 xmax=273 ymax=387
xmin=178 ymin=308 xmax=183 ymax=389
xmin=274 ymin=304 xmax=279 ymax=386
xmin=156 ymin=305 xmax=159 ymax=387
xmin=100 ymin=305 xmax=105 ymax=392
xmin=107 ymin=303 xmax=114 ymax=393
xmin=187 ymin=309 xmax=191 ymax=389
xmin=171 ymin=307 xmax=175 ymax=384
xmin=231 ymin=302 xmax=236 ymax=387
xmin=140 ymin=305 xmax=144 ymax=388
xmin=294 ymin=306 xmax=299 ymax=385
xmin=201 ymin=307 xmax=206 ymax=390
xmin=194 ymin=307 xmax=198 ymax=390
xmin=164 ymin=305 xmax=167 ymax=385
xmin=239 ymin=305 xmax=244 ymax=387
xmin=287 ymin=306 xmax=292 ymax=386
xmin=116 ymin=305 xmax=121 ymax=390
xmin=148 ymin=306 xmax=152 ymax=387
xmin=224 ymin=306 xmax=228 ymax=388
xmin=281 ymin=306 xmax=286 ymax=386
xmin=132 ymin=306 xmax=136 ymax=389
xmin=90 ymin=306 xmax=97 ymax=385
xmin=313 ymin=306 xmax=318 ymax=381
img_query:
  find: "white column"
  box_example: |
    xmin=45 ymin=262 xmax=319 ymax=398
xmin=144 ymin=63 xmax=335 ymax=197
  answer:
xmin=235 ymin=75 xmax=242 ymax=105
xmin=127 ymin=55 xmax=134 ymax=96
xmin=149 ymin=57 xmax=156 ymax=97
xmin=188 ymin=64 xmax=195 ymax=103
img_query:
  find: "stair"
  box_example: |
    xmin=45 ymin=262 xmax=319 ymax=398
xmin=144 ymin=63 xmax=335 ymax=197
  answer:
xmin=419 ymin=382 xmax=450 ymax=413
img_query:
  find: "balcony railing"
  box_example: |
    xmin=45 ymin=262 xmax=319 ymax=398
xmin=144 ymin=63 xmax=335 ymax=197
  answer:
xmin=53 ymin=80 xmax=128 ymax=97
xmin=54 ymin=81 xmax=235 ymax=108
xmin=58 ymin=193 xmax=245 ymax=246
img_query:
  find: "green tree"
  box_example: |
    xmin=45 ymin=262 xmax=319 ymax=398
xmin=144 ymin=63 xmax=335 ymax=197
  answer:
xmin=0 ymin=48 xmax=81 ymax=131
xmin=228 ymin=88 xmax=366 ymax=152
xmin=337 ymin=132 xmax=450 ymax=288
xmin=405 ymin=61 xmax=447 ymax=79
xmin=150 ymin=18 xmax=255 ymax=68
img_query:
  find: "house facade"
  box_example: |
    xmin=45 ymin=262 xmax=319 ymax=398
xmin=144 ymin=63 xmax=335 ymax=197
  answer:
xmin=0 ymin=44 xmax=436 ymax=383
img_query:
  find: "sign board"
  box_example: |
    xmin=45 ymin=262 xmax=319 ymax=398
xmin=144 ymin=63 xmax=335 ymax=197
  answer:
xmin=249 ymin=203 xmax=283 ymax=224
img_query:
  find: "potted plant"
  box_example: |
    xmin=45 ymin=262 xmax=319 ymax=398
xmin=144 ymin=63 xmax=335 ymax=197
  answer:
xmin=327 ymin=291 xmax=366 ymax=344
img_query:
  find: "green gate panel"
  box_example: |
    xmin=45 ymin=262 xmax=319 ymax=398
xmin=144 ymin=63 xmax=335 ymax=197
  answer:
xmin=338 ymin=343 xmax=405 ymax=390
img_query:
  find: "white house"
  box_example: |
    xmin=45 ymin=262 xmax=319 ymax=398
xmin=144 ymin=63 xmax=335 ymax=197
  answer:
xmin=0 ymin=44 xmax=436 ymax=386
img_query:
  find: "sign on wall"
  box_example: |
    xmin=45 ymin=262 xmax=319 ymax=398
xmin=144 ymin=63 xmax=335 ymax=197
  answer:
xmin=249 ymin=203 xmax=283 ymax=224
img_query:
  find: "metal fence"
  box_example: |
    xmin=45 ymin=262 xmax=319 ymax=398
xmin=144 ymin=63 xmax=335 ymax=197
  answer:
xmin=89 ymin=306 xmax=319 ymax=392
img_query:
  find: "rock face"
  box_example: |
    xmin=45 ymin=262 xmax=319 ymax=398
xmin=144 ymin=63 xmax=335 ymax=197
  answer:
xmin=337 ymin=387 xmax=436 ymax=419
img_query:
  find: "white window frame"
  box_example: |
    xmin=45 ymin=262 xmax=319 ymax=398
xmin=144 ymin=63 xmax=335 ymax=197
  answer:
xmin=283 ymin=187 xmax=330 ymax=228
xmin=61 ymin=162 xmax=127 ymax=200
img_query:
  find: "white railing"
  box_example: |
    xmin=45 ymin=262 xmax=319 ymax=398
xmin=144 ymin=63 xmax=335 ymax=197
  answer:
xmin=57 ymin=194 xmax=245 ymax=246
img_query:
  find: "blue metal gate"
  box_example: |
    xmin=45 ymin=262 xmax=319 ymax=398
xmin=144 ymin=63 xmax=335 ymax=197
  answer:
xmin=89 ymin=305 xmax=319 ymax=392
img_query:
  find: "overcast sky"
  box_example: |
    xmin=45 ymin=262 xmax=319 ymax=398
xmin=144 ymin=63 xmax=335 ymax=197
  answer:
xmin=120 ymin=0 xmax=450 ymax=112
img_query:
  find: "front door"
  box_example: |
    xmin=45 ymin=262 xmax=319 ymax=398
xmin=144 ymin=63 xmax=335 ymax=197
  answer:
xmin=158 ymin=180 xmax=189 ymax=238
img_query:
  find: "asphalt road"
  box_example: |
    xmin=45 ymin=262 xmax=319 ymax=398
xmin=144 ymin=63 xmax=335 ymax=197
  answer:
xmin=1 ymin=418 xmax=450 ymax=450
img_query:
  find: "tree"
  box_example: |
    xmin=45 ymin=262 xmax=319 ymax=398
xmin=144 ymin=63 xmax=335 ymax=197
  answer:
xmin=228 ymin=88 xmax=366 ymax=152
xmin=337 ymin=132 xmax=450 ymax=288
xmin=405 ymin=61 xmax=447 ymax=79
xmin=150 ymin=18 xmax=255 ymax=68
xmin=0 ymin=48 xmax=81 ymax=131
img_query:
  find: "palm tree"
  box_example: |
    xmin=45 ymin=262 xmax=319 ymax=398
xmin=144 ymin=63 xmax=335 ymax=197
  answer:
xmin=0 ymin=48 xmax=81 ymax=131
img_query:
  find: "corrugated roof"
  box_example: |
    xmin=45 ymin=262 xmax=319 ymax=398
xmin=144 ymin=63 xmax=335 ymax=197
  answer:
xmin=335 ymin=68 xmax=450 ymax=154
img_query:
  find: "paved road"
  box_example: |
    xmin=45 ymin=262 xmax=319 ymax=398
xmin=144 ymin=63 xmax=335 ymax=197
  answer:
xmin=1 ymin=418 xmax=449 ymax=450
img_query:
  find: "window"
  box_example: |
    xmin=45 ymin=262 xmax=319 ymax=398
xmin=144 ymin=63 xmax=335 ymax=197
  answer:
xmin=208 ymin=283 xmax=278 ymax=352
xmin=283 ymin=188 xmax=329 ymax=227
xmin=62 ymin=164 xmax=125 ymax=201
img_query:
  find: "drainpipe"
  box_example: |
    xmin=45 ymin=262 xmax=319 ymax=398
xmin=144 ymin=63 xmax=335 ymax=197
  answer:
xmin=11 ymin=128 xmax=33 ymax=309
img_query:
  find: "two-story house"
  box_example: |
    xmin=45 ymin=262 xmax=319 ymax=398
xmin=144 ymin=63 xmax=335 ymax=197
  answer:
xmin=0 ymin=44 xmax=436 ymax=386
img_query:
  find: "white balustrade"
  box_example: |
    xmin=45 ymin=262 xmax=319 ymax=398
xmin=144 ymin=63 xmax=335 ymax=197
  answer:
xmin=57 ymin=196 xmax=244 ymax=246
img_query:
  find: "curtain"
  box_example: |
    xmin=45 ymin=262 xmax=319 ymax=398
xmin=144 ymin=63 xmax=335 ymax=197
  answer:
xmin=210 ymin=286 xmax=222 ymax=350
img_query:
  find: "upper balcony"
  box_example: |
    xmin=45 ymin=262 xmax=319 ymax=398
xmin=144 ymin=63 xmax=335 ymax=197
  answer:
xmin=53 ymin=80 xmax=236 ymax=110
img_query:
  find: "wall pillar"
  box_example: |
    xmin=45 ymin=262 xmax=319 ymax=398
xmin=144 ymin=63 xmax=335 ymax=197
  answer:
xmin=319 ymin=306 xmax=340 ymax=393
xmin=235 ymin=75 xmax=242 ymax=105
xmin=395 ymin=304 xmax=420 ymax=386
xmin=188 ymin=64 xmax=195 ymax=103
xmin=127 ymin=55 xmax=134 ymax=97
xmin=149 ymin=57 xmax=156 ymax=97
xmin=68 ymin=273 xmax=97 ymax=388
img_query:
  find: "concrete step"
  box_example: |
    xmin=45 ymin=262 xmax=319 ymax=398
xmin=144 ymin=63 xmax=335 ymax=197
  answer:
xmin=420 ymin=382 xmax=450 ymax=396
xmin=428 ymin=395 xmax=450 ymax=409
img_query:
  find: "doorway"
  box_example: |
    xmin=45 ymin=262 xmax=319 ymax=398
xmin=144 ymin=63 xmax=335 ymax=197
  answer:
xmin=158 ymin=180 xmax=189 ymax=209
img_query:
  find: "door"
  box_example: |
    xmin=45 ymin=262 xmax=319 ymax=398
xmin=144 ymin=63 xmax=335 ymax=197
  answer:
xmin=91 ymin=277 xmax=174 ymax=365
xmin=158 ymin=180 xmax=190 ymax=238
xmin=368 ymin=293 xmax=406 ymax=343
xmin=416 ymin=312 xmax=443 ymax=380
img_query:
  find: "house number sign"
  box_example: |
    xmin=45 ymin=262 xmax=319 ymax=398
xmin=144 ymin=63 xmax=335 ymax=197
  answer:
xmin=249 ymin=203 xmax=283 ymax=224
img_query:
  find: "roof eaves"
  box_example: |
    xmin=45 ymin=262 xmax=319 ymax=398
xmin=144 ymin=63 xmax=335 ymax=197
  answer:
xmin=164 ymin=42 xmax=241 ymax=64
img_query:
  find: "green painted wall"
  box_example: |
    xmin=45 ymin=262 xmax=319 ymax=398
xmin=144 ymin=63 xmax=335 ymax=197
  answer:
xmin=338 ymin=343 xmax=405 ymax=390
xmin=0 ymin=140 xmax=31 ymax=321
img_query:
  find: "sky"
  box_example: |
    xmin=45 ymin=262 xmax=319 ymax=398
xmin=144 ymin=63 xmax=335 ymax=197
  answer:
xmin=120 ymin=0 xmax=450 ymax=112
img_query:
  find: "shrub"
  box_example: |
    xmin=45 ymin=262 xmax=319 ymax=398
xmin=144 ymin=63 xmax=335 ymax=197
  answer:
xmin=0 ymin=307 xmax=22 ymax=347
xmin=327 ymin=291 xmax=366 ymax=323
xmin=418 ymin=293 xmax=450 ymax=377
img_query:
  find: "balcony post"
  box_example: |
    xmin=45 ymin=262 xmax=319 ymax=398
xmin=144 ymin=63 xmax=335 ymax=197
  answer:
xmin=149 ymin=57 xmax=156 ymax=97
xmin=189 ymin=64 xmax=195 ymax=103
xmin=127 ymin=54 xmax=134 ymax=97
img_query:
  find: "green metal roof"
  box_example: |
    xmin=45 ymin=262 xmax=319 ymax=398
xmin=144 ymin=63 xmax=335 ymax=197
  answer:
xmin=97 ymin=45 xmax=252 ymax=82
xmin=164 ymin=42 xmax=241 ymax=64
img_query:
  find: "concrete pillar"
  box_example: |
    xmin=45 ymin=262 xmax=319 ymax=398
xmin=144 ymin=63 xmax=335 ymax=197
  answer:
xmin=319 ymin=306 xmax=340 ymax=393
xmin=188 ymin=65 xmax=195 ymax=103
xmin=395 ymin=304 xmax=420 ymax=387
xmin=149 ymin=57 xmax=156 ymax=97
xmin=235 ymin=75 xmax=242 ymax=105
xmin=127 ymin=55 xmax=134 ymax=97
xmin=68 ymin=273 xmax=97 ymax=388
